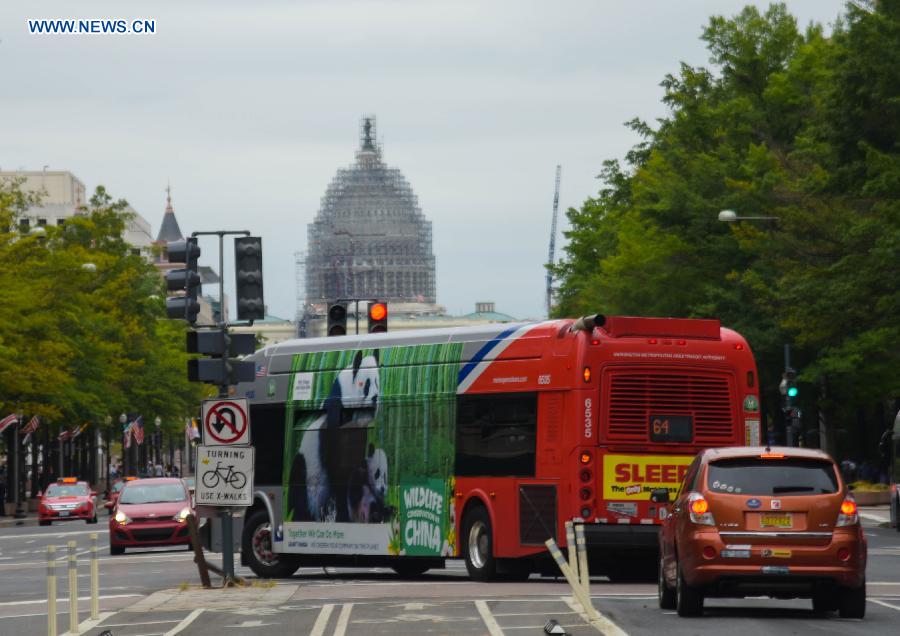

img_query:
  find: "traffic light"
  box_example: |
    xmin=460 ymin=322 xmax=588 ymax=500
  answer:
xmin=327 ymin=303 xmax=347 ymax=336
xmin=367 ymin=301 xmax=388 ymax=333
xmin=186 ymin=328 xmax=256 ymax=385
xmin=235 ymin=236 xmax=265 ymax=322
xmin=780 ymin=367 xmax=798 ymax=401
xmin=165 ymin=237 xmax=201 ymax=324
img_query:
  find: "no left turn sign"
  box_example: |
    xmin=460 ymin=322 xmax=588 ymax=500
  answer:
xmin=201 ymin=398 xmax=250 ymax=446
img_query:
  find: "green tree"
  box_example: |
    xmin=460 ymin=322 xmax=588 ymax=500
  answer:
xmin=0 ymin=179 xmax=204 ymax=451
xmin=552 ymin=2 xmax=900 ymax=456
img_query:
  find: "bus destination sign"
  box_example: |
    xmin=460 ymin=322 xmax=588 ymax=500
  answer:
xmin=649 ymin=414 xmax=692 ymax=443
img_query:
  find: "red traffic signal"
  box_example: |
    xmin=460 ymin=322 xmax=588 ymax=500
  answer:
xmin=367 ymin=301 xmax=388 ymax=333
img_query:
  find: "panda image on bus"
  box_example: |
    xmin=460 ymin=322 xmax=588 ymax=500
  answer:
xmin=287 ymin=350 xmax=387 ymax=523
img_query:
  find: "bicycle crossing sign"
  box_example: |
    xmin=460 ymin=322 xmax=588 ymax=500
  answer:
xmin=201 ymin=398 xmax=250 ymax=446
xmin=195 ymin=445 xmax=254 ymax=506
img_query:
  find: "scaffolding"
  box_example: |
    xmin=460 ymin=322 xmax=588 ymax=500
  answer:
xmin=305 ymin=116 xmax=437 ymax=305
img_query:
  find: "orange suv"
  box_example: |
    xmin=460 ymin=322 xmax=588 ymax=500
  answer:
xmin=657 ymin=446 xmax=866 ymax=618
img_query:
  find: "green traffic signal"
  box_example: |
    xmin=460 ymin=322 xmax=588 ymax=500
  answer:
xmin=787 ymin=386 xmax=798 ymax=398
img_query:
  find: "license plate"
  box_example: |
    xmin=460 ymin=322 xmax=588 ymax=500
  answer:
xmin=760 ymin=513 xmax=792 ymax=528
xmin=58 ymin=511 xmax=70 ymax=517
xmin=721 ymin=549 xmax=751 ymax=559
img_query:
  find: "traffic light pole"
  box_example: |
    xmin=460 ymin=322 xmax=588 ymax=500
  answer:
xmin=189 ymin=230 xmax=250 ymax=586
xmin=784 ymin=344 xmax=801 ymax=447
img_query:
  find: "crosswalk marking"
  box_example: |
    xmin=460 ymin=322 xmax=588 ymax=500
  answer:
xmin=475 ymin=600 xmax=505 ymax=636
xmin=309 ymin=603 xmax=335 ymax=636
xmin=334 ymin=603 xmax=353 ymax=636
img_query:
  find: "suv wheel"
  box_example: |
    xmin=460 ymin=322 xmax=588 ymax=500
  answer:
xmin=838 ymin=581 xmax=866 ymax=619
xmin=658 ymin=558 xmax=676 ymax=610
xmin=893 ymin=492 xmax=900 ymax=532
xmin=675 ymin=560 xmax=703 ymax=617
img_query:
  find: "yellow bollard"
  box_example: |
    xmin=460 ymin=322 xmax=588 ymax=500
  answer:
xmin=68 ymin=540 xmax=78 ymax=634
xmin=545 ymin=538 xmax=599 ymax=621
xmin=47 ymin=545 xmax=57 ymax=636
xmin=565 ymin=521 xmax=578 ymax=583
xmin=90 ymin=533 xmax=99 ymax=620
xmin=574 ymin=524 xmax=593 ymax=610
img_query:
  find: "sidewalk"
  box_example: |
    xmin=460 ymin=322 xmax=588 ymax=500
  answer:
xmin=0 ymin=510 xmax=41 ymax=528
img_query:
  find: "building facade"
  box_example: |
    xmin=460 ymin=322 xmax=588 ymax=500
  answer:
xmin=1 ymin=170 xmax=153 ymax=257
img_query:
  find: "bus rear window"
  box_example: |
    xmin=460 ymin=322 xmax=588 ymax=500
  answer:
xmin=706 ymin=458 xmax=838 ymax=496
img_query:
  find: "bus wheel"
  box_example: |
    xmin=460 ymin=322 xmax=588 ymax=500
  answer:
xmin=242 ymin=510 xmax=300 ymax=579
xmin=391 ymin=561 xmax=431 ymax=577
xmin=463 ymin=506 xmax=496 ymax=581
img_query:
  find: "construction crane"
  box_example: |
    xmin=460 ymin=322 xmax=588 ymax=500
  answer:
xmin=545 ymin=165 xmax=562 ymax=317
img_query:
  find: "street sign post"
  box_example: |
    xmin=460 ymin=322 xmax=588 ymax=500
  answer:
xmin=195 ymin=445 xmax=254 ymax=507
xmin=201 ymin=399 xmax=250 ymax=446
xmin=197 ymin=396 xmax=253 ymax=585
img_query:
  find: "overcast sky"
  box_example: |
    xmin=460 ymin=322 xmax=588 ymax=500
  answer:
xmin=1 ymin=0 xmax=847 ymax=321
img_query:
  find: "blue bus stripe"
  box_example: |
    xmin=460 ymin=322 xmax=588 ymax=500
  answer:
xmin=457 ymin=325 xmax=522 ymax=387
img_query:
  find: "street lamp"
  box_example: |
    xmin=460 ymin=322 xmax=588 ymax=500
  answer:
xmin=104 ymin=415 xmax=112 ymax=495
xmin=717 ymin=209 xmax=779 ymax=223
xmin=154 ymin=416 xmax=162 ymax=470
xmin=119 ymin=413 xmax=128 ymax=476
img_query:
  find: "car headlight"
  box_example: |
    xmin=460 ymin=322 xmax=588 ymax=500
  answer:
xmin=114 ymin=511 xmax=131 ymax=525
xmin=173 ymin=507 xmax=191 ymax=523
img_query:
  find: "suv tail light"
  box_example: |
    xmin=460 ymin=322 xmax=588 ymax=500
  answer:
xmin=688 ymin=492 xmax=715 ymax=526
xmin=836 ymin=497 xmax=858 ymax=527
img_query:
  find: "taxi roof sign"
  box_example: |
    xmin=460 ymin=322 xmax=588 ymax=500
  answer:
xmin=60 ymin=477 xmax=78 ymax=483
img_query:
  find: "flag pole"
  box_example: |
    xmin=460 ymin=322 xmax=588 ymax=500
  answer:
xmin=13 ymin=415 xmax=25 ymax=520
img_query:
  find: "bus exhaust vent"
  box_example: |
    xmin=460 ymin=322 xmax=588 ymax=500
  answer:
xmin=604 ymin=371 xmax=735 ymax=444
xmin=519 ymin=484 xmax=557 ymax=545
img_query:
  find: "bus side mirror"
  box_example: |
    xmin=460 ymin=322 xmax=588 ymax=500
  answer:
xmin=650 ymin=488 xmax=670 ymax=504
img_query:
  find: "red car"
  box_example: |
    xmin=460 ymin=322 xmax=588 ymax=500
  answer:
xmin=109 ymin=477 xmax=193 ymax=555
xmin=658 ymin=446 xmax=866 ymax=618
xmin=104 ymin=476 xmax=138 ymax=514
xmin=39 ymin=478 xmax=98 ymax=525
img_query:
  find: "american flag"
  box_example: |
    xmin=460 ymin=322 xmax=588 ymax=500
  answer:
xmin=256 ymin=364 xmax=267 ymax=377
xmin=0 ymin=413 xmax=19 ymax=435
xmin=70 ymin=423 xmax=88 ymax=439
xmin=21 ymin=415 xmax=40 ymax=435
xmin=58 ymin=429 xmax=72 ymax=441
xmin=185 ymin=418 xmax=201 ymax=441
xmin=132 ymin=416 xmax=144 ymax=445
xmin=21 ymin=415 xmax=39 ymax=445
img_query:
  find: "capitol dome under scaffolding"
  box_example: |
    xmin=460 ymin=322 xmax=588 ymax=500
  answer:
xmin=305 ymin=116 xmax=437 ymax=311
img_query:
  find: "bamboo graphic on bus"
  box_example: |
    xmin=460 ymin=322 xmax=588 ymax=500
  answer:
xmin=283 ymin=343 xmax=462 ymax=556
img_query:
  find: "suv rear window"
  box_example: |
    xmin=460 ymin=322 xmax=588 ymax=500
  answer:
xmin=706 ymin=458 xmax=838 ymax=496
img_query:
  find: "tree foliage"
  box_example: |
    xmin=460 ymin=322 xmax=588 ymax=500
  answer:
xmin=551 ymin=2 xmax=900 ymax=452
xmin=0 ymin=179 xmax=204 ymax=440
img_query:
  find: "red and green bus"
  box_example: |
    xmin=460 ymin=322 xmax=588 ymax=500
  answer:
xmin=235 ymin=313 xmax=760 ymax=580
